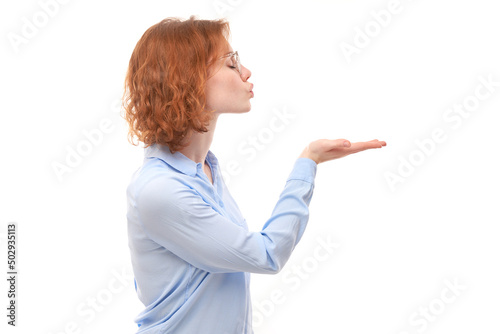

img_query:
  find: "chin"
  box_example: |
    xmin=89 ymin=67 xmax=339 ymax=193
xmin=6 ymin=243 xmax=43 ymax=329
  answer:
xmin=234 ymin=105 xmax=252 ymax=114
xmin=218 ymin=101 xmax=252 ymax=114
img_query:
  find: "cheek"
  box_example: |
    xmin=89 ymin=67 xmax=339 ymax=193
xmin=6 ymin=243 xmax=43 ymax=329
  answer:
xmin=205 ymin=70 xmax=246 ymax=112
xmin=207 ymin=76 xmax=238 ymax=102
xmin=205 ymin=82 xmax=226 ymax=109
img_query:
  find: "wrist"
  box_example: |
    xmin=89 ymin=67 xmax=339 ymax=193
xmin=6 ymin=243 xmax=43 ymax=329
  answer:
xmin=298 ymin=146 xmax=319 ymax=164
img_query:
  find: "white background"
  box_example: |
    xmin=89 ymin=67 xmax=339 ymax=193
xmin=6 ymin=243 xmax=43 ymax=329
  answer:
xmin=1 ymin=0 xmax=499 ymax=333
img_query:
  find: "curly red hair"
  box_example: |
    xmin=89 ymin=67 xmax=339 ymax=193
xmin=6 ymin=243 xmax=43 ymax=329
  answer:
xmin=122 ymin=16 xmax=231 ymax=152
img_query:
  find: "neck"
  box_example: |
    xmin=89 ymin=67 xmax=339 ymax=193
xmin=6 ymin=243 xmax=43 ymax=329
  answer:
xmin=177 ymin=113 xmax=219 ymax=164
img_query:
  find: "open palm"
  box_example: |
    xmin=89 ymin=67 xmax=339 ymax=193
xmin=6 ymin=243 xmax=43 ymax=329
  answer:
xmin=299 ymin=139 xmax=387 ymax=164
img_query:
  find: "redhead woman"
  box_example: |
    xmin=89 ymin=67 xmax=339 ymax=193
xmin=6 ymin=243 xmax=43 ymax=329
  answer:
xmin=123 ymin=16 xmax=386 ymax=334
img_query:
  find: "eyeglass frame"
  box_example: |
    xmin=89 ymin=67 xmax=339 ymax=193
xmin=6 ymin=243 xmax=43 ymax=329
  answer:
xmin=219 ymin=51 xmax=241 ymax=75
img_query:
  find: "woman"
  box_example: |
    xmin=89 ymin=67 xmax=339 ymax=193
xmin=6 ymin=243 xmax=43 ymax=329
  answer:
xmin=123 ymin=16 xmax=386 ymax=333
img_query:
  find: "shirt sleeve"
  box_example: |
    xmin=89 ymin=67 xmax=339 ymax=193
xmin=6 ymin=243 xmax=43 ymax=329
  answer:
xmin=135 ymin=157 xmax=318 ymax=274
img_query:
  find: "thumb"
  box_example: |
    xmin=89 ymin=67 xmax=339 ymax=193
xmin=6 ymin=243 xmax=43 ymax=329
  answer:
xmin=338 ymin=139 xmax=351 ymax=148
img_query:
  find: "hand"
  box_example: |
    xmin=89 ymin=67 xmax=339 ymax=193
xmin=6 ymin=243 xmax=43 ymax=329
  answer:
xmin=298 ymin=139 xmax=387 ymax=164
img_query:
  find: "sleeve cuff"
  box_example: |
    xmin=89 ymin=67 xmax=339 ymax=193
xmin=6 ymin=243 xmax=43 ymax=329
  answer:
xmin=286 ymin=157 xmax=317 ymax=185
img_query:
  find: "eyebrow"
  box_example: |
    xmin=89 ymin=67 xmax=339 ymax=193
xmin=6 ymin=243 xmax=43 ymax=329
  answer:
xmin=218 ymin=51 xmax=235 ymax=63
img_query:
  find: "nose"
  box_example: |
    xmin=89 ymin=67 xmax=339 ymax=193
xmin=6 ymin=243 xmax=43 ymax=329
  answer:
xmin=240 ymin=65 xmax=251 ymax=81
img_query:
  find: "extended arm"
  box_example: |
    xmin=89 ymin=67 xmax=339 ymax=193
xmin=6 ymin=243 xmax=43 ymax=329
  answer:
xmin=135 ymin=158 xmax=317 ymax=274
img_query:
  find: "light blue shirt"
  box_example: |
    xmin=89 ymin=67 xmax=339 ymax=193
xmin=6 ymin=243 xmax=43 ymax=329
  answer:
xmin=126 ymin=143 xmax=317 ymax=333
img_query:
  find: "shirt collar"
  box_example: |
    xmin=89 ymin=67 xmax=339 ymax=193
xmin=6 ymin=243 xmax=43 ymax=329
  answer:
xmin=144 ymin=143 xmax=219 ymax=177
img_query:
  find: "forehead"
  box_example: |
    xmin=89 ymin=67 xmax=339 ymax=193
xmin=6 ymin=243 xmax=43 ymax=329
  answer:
xmin=223 ymin=43 xmax=234 ymax=54
xmin=213 ymin=44 xmax=234 ymax=64
xmin=222 ymin=49 xmax=234 ymax=57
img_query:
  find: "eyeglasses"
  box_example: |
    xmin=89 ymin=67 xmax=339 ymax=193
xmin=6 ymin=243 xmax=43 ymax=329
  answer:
xmin=220 ymin=51 xmax=241 ymax=75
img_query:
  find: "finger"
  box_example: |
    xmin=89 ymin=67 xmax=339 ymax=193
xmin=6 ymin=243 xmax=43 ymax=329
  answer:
xmin=348 ymin=141 xmax=385 ymax=153
xmin=364 ymin=140 xmax=386 ymax=147
xmin=368 ymin=139 xmax=386 ymax=146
